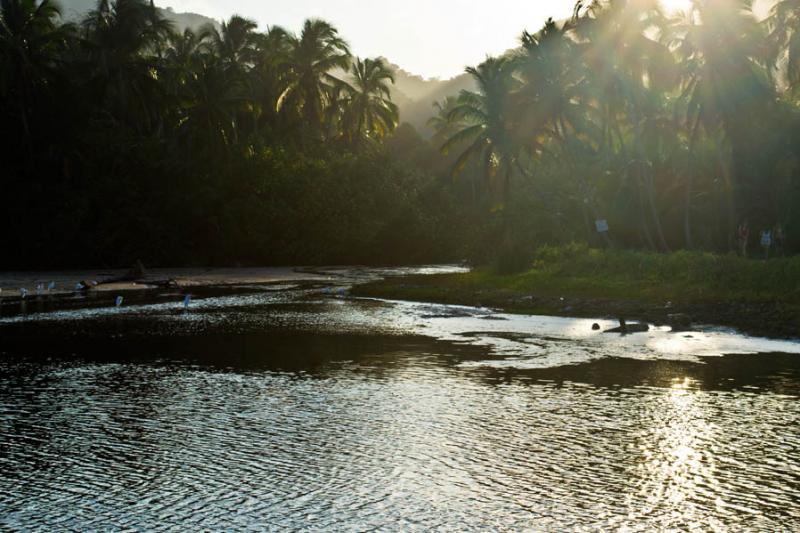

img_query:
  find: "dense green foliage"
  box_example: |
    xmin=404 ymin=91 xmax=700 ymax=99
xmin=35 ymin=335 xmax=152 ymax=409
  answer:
xmin=354 ymin=243 xmax=800 ymax=337
xmin=3 ymin=0 xmax=800 ymax=268
xmin=360 ymin=243 xmax=800 ymax=303
xmin=0 ymin=0 xmax=468 ymax=267
xmin=433 ymin=0 xmax=800 ymax=258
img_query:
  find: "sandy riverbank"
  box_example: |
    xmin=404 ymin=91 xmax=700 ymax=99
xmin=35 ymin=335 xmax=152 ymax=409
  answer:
xmin=0 ymin=267 xmax=333 ymax=298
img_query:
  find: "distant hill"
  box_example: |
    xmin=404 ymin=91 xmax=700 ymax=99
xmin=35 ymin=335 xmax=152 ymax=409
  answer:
xmin=56 ymin=1 xmax=470 ymax=137
xmin=159 ymin=8 xmax=219 ymax=32
xmin=58 ymin=0 xmax=101 ymax=19
xmin=59 ymin=0 xmax=218 ymax=31
xmin=385 ymin=61 xmax=475 ymax=138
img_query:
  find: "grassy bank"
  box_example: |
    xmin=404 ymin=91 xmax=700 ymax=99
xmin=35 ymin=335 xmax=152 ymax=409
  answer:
xmin=353 ymin=245 xmax=800 ymax=338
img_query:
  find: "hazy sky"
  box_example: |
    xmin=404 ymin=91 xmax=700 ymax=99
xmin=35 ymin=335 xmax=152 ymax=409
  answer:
xmin=156 ymin=0 xmax=581 ymax=79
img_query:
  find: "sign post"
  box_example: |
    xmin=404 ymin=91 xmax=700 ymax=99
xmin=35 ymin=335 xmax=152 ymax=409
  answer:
xmin=761 ymin=230 xmax=772 ymax=260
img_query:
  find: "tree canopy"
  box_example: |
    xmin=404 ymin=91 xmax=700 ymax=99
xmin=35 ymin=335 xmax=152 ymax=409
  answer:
xmin=3 ymin=0 xmax=800 ymax=269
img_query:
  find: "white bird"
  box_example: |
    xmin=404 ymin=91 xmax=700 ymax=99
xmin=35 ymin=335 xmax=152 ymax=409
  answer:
xmin=48 ymin=281 xmax=56 ymax=291
xmin=20 ymin=288 xmax=28 ymax=299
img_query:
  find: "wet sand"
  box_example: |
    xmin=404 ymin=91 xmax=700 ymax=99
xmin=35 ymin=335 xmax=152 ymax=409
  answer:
xmin=0 ymin=267 xmax=333 ymax=297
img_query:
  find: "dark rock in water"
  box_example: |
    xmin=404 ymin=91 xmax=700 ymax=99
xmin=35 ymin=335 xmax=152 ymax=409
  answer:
xmin=604 ymin=318 xmax=649 ymax=334
xmin=592 ymin=323 xmax=601 ymax=331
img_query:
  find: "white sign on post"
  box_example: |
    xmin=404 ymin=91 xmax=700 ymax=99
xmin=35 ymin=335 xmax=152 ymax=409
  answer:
xmin=761 ymin=231 xmax=772 ymax=247
xmin=595 ymin=219 xmax=610 ymax=233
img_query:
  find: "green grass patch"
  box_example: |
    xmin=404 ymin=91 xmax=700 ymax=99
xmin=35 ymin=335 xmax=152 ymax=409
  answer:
xmin=355 ymin=243 xmax=800 ymax=307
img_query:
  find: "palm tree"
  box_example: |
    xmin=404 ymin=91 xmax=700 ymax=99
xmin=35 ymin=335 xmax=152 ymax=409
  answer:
xmin=339 ymin=57 xmax=398 ymax=143
xmin=278 ymin=19 xmax=351 ymax=136
xmin=665 ymin=0 xmax=772 ymax=248
xmin=250 ymin=25 xmax=291 ymax=136
xmin=571 ymin=0 xmax=675 ymax=251
xmin=165 ymin=26 xmax=212 ymax=79
xmin=513 ymin=18 xmax=584 ymax=148
xmin=80 ymin=0 xmax=174 ymax=131
xmin=767 ymin=0 xmax=800 ymax=90
xmin=0 ymin=0 xmax=72 ymax=160
xmin=178 ymin=60 xmax=247 ymax=153
xmin=210 ymin=15 xmax=257 ymax=74
xmin=427 ymin=96 xmax=461 ymax=142
xmin=441 ymin=56 xmax=519 ymax=207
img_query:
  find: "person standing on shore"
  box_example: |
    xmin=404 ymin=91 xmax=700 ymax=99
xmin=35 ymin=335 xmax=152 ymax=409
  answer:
xmin=738 ymin=221 xmax=750 ymax=257
xmin=773 ymin=223 xmax=785 ymax=257
xmin=761 ymin=229 xmax=773 ymax=260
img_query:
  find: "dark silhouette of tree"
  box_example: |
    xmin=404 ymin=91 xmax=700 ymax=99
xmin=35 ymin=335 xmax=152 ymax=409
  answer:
xmin=339 ymin=57 xmax=399 ymax=143
xmin=278 ymin=19 xmax=351 ymax=137
xmin=441 ymin=57 xmax=518 ymax=207
xmin=2 ymin=0 xmax=800 ymax=269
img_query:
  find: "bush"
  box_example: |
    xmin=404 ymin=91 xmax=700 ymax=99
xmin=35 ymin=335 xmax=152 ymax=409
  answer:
xmin=493 ymin=239 xmax=534 ymax=274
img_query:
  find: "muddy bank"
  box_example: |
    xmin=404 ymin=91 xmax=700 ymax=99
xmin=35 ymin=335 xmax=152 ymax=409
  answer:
xmin=352 ymin=276 xmax=800 ymax=340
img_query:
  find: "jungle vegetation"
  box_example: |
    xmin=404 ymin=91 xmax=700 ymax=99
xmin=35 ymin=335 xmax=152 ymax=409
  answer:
xmin=2 ymin=0 xmax=800 ymax=268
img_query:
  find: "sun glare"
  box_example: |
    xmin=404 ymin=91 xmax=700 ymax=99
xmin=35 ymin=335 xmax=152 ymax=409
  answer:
xmin=660 ymin=0 xmax=693 ymax=13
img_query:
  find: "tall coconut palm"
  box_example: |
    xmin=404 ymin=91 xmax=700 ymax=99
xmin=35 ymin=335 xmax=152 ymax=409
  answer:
xmin=441 ymin=56 xmax=519 ymax=207
xmin=571 ymin=0 xmax=676 ymax=251
xmin=665 ymin=0 xmax=772 ymax=248
xmin=165 ymin=26 xmax=212 ymax=79
xmin=512 ymin=17 xmax=610 ymax=245
xmin=80 ymin=0 xmax=173 ymax=131
xmin=514 ymin=18 xmax=584 ymax=148
xmin=767 ymin=0 xmax=800 ymax=90
xmin=210 ymin=15 xmax=257 ymax=74
xmin=428 ymin=95 xmax=487 ymax=204
xmin=178 ymin=60 xmax=247 ymax=153
xmin=278 ymin=19 xmax=351 ymax=135
xmin=427 ymin=96 xmax=461 ymax=142
xmin=339 ymin=57 xmax=398 ymax=143
xmin=250 ymin=25 xmax=291 ymax=135
xmin=0 ymin=0 xmax=72 ymax=159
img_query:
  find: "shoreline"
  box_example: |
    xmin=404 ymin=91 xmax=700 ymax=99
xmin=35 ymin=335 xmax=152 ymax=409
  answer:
xmin=0 ymin=267 xmax=334 ymax=299
xmin=2 ymin=262 xmax=798 ymax=341
xmin=351 ymin=273 xmax=800 ymax=340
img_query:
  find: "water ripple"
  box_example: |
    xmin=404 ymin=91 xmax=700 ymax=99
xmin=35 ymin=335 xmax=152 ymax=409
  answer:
xmin=1 ymin=267 xmax=799 ymax=530
xmin=1 ymin=361 xmax=799 ymax=531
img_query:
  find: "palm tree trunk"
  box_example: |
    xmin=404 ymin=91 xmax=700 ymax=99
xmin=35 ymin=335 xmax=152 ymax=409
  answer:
xmin=500 ymin=158 xmax=514 ymax=240
xmin=645 ymin=170 xmax=670 ymax=252
xmin=720 ymin=152 xmax=737 ymax=252
xmin=631 ymin=105 xmax=669 ymax=252
xmin=19 ymin=100 xmax=34 ymax=166
xmin=471 ymin=175 xmax=477 ymax=206
xmin=636 ymin=175 xmax=657 ymax=251
xmin=684 ymin=114 xmax=701 ymax=249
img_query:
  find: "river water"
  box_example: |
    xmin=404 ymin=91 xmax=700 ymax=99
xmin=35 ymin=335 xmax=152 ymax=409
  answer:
xmin=1 ymin=267 xmax=799 ymax=531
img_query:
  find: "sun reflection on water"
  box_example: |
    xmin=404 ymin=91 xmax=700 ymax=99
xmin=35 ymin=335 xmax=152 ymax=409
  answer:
xmin=631 ymin=376 xmax=722 ymax=530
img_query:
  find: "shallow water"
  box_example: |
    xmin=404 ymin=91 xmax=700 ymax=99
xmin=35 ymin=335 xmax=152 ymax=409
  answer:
xmin=1 ymin=267 xmax=799 ymax=531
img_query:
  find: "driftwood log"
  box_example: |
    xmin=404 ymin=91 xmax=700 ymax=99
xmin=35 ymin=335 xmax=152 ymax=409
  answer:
xmin=80 ymin=261 xmax=179 ymax=290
